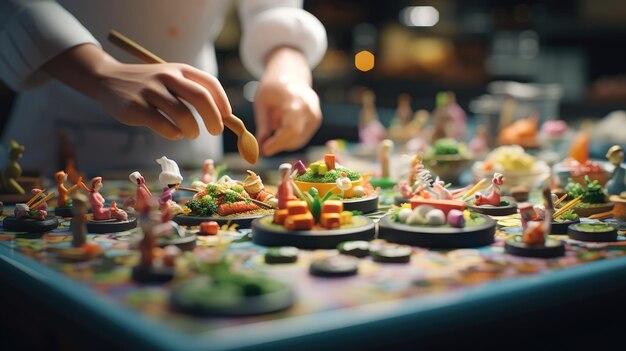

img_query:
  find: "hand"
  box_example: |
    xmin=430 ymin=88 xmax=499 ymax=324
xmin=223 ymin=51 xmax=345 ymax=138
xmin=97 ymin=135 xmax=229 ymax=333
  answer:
xmin=254 ymin=47 xmax=322 ymax=156
xmin=42 ymin=44 xmax=232 ymax=140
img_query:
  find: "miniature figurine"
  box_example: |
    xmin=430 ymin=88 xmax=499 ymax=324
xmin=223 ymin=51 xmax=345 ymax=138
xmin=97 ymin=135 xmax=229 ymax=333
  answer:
xmin=70 ymin=193 xmax=89 ymax=247
xmin=606 ymin=145 xmax=626 ymax=196
xmin=379 ymin=139 xmax=393 ymax=179
xmin=444 ymin=91 xmax=467 ymax=141
xmin=0 ymin=140 xmax=26 ymax=194
xmin=277 ymin=163 xmax=295 ymax=209
xmin=336 ymin=172 xmax=352 ymax=198
xmin=523 ymin=187 xmax=553 ymax=245
xmin=358 ymin=89 xmax=386 ymax=146
xmin=430 ymin=91 xmax=466 ymax=143
xmin=242 ymin=170 xmax=278 ymax=208
xmin=127 ymin=171 xmax=152 ymax=211
xmin=474 ymin=173 xmax=504 ymax=206
xmin=156 ymin=156 xmax=184 ymax=217
xmin=201 ymin=159 xmax=216 ymax=184
xmin=469 ymin=125 xmax=489 ymax=158
xmin=55 ymin=170 xmax=83 ymax=208
xmin=132 ymin=200 xmax=174 ymax=283
xmin=82 ymin=177 xmax=128 ymax=221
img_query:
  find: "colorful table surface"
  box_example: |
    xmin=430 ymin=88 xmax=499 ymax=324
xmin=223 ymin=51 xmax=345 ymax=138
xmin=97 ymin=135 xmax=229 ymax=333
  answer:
xmin=2 ymin=194 xmax=626 ymax=351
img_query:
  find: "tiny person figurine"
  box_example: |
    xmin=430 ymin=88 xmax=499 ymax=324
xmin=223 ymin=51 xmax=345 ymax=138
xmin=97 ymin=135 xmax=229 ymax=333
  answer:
xmin=55 ymin=170 xmax=83 ymax=208
xmin=606 ymin=145 xmax=626 ymax=196
xmin=128 ymin=171 xmax=152 ymax=211
xmin=277 ymin=163 xmax=295 ymax=209
xmin=358 ymin=90 xmax=386 ymax=146
xmin=82 ymin=177 xmax=128 ymax=221
xmin=379 ymin=139 xmax=394 ymax=179
xmin=156 ymin=156 xmax=184 ymax=217
xmin=201 ymin=159 xmax=216 ymax=184
xmin=71 ymin=193 xmax=89 ymax=247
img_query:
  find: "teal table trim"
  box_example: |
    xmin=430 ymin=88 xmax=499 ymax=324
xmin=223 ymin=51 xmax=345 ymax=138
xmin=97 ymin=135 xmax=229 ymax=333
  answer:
xmin=3 ymin=244 xmax=626 ymax=351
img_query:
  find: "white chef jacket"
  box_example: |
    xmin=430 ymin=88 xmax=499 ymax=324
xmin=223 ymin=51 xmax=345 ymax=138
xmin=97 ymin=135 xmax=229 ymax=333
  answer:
xmin=0 ymin=0 xmax=327 ymax=174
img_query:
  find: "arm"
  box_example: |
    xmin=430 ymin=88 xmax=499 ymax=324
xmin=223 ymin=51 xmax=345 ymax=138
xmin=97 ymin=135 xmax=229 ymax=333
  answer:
xmin=1 ymin=0 xmax=232 ymax=140
xmin=239 ymin=1 xmax=327 ymax=156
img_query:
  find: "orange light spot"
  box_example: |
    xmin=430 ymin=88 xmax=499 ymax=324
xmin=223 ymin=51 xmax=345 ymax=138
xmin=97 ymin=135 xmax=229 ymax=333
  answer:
xmin=355 ymin=50 xmax=375 ymax=72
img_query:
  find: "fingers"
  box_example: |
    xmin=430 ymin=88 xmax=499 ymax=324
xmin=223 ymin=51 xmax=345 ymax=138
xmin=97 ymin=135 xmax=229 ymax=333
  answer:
xmin=124 ymin=101 xmax=182 ymax=140
xmin=182 ymin=66 xmax=232 ymax=117
xmin=161 ymin=73 xmax=224 ymax=135
xmin=260 ymin=126 xmax=298 ymax=157
xmin=143 ymin=88 xmax=199 ymax=139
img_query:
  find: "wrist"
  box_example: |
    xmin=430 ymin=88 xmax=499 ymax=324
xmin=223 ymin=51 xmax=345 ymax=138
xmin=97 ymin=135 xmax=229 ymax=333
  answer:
xmin=42 ymin=43 xmax=119 ymax=98
xmin=262 ymin=47 xmax=312 ymax=86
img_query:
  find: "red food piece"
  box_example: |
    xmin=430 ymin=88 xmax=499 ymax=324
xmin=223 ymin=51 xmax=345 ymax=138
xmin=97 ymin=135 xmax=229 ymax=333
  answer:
xmin=284 ymin=213 xmax=314 ymax=231
xmin=199 ymin=221 xmax=219 ymax=235
xmin=217 ymin=201 xmax=258 ymax=216
xmin=320 ymin=213 xmax=341 ymax=229
xmin=82 ymin=242 xmax=100 ymax=256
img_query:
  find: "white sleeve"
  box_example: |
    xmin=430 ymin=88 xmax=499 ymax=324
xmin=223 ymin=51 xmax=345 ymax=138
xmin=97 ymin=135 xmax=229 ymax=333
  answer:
xmin=0 ymin=0 xmax=100 ymax=90
xmin=238 ymin=0 xmax=327 ymax=79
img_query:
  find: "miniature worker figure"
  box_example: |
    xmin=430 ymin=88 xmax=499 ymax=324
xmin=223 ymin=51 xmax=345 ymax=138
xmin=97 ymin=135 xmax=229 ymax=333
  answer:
xmin=55 ymin=170 xmax=82 ymax=207
xmin=0 ymin=140 xmax=26 ymax=195
xmin=82 ymin=177 xmax=128 ymax=221
xmin=606 ymin=145 xmax=626 ymax=195
xmin=70 ymin=193 xmax=89 ymax=247
xmin=127 ymin=171 xmax=152 ymax=212
xmin=277 ymin=163 xmax=295 ymax=209
xmin=0 ymin=1 xmax=327 ymax=173
xmin=379 ymin=139 xmax=394 ymax=179
xmin=156 ymin=156 xmax=184 ymax=217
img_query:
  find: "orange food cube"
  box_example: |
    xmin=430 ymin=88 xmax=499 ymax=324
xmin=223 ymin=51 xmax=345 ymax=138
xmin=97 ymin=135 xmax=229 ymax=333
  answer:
xmin=82 ymin=242 xmax=100 ymax=256
xmin=287 ymin=200 xmax=309 ymax=215
xmin=273 ymin=209 xmax=289 ymax=225
xmin=199 ymin=221 xmax=220 ymax=235
xmin=284 ymin=213 xmax=314 ymax=231
xmin=340 ymin=211 xmax=353 ymax=225
xmin=322 ymin=200 xmax=343 ymax=214
xmin=320 ymin=213 xmax=341 ymax=229
xmin=325 ymin=154 xmax=336 ymax=170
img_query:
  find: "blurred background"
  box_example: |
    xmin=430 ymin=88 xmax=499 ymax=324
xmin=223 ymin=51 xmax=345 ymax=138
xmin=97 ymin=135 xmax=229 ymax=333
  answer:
xmin=2 ymin=0 xmax=626 ymax=162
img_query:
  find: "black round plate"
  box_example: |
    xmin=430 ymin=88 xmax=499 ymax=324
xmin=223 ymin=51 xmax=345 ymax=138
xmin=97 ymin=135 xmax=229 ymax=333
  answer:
xmin=86 ymin=217 xmax=137 ymax=234
xmin=251 ymin=215 xmax=375 ymax=249
xmin=504 ymin=236 xmax=565 ymax=258
xmin=378 ymin=214 xmax=496 ymax=248
xmin=551 ymin=219 xmax=580 ymax=234
xmin=158 ymin=235 xmax=197 ymax=251
xmin=170 ymin=276 xmax=294 ymax=316
xmin=131 ymin=265 xmax=174 ymax=283
xmin=343 ymin=195 xmax=379 ymax=214
xmin=54 ymin=206 xmax=91 ymax=218
xmin=467 ymin=197 xmax=518 ymax=216
xmin=567 ymin=223 xmax=618 ymax=242
xmin=172 ymin=213 xmax=266 ymax=228
xmin=2 ymin=215 xmax=59 ymax=233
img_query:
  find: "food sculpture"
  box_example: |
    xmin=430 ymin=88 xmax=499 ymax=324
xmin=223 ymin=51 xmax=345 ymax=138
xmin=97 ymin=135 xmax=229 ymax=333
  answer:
xmin=292 ymin=154 xmax=377 ymax=213
xmin=251 ymin=163 xmax=376 ymax=249
xmin=562 ymin=175 xmax=613 ymax=217
xmin=3 ymin=188 xmax=59 ymax=232
xmin=178 ymin=169 xmax=276 ymax=226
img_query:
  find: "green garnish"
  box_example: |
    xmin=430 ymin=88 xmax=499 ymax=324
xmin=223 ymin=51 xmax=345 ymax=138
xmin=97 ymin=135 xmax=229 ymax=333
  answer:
xmin=555 ymin=209 xmax=578 ymax=222
xmin=295 ymin=166 xmax=361 ymax=183
xmin=565 ymin=175 xmax=607 ymax=204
